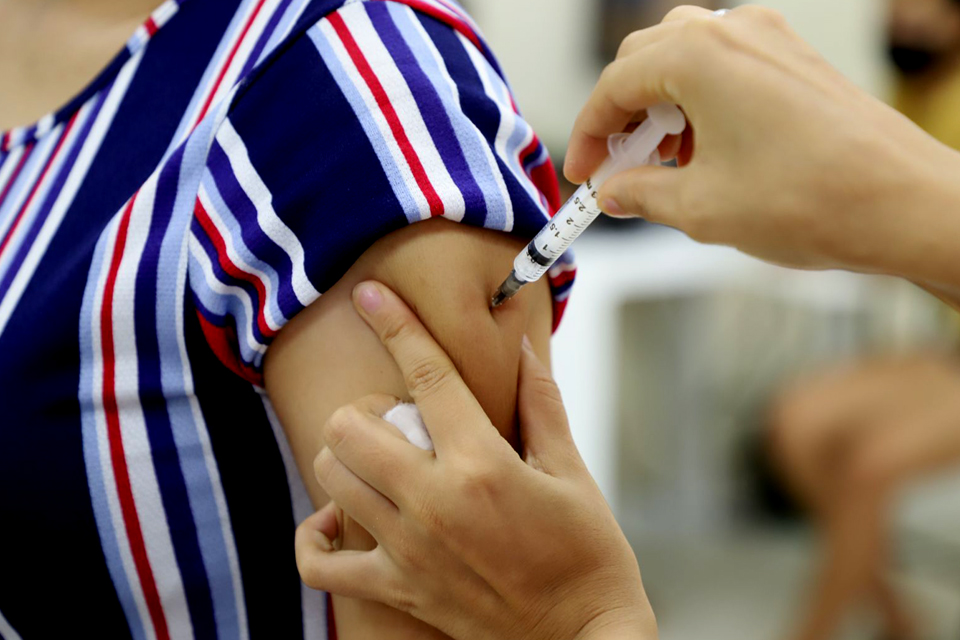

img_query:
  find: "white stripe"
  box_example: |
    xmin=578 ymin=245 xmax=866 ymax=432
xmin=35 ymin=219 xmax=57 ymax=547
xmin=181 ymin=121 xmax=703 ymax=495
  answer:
xmin=0 ymin=50 xmax=145 ymax=336
xmin=215 ymin=119 xmax=321 ymax=307
xmin=0 ymin=145 xmax=25 ymax=197
xmin=35 ymin=113 xmax=55 ymax=139
xmin=188 ymin=233 xmax=269 ymax=360
xmin=317 ymin=18 xmax=433 ymax=221
xmin=405 ymin=8 xmax=515 ymax=231
xmin=0 ymin=103 xmax=91 ymax=277
xmin=89 ymin=213 xmax=158 ymax=640
xmin=261 ymin=395 xmax=327 ymax=640
xmin=548 ymin=260 xmax=577 ymax=276
xmin=203 ymin=0 xmax=283 ymax=120
xmin=457 ymin=31 xmax=542 ymax=208
xmin=0 ymin=127 xmax=60 ymax=246
xmin=0 ymin=606 xmax=23 ymax=640
xmin=197 ymin=185 xmax=284 ymax=332
xmin=261 ymin=0 xmax=313 ymax=60
xmin=174 ymin=231 xmax=251 ymax=640
xmin=343 ymin=7 xmax=465 ymax=220
xmin=111 ymin=178 xmax=194 ymax=640
xmin=151 ymin=0 xmax=180 ymax=29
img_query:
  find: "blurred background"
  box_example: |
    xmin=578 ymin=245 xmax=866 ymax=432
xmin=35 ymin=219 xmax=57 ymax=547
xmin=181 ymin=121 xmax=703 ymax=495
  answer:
xmin=463 ymin=1 xmax=960 ymax=639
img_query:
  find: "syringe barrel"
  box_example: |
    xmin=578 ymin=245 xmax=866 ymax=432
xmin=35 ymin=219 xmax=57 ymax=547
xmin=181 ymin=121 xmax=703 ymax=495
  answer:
xmin=510 ymin=104 xmax=686 ymax=287
xmin=512 ymin=180 xmax=604 ymax=283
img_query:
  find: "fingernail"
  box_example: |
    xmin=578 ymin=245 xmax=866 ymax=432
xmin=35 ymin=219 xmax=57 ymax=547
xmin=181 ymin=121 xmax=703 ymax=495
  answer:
xmin=522 ymin=334 xmax=533 ymax=351
xmin=601 ymin=198 xmax=627 ymax=218
xmin=354 ymin=282 xmax=383 ymax=314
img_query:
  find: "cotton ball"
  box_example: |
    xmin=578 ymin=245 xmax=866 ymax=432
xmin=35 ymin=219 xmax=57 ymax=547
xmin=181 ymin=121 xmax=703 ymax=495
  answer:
xmin=383 ymin=403 xmax=434 ymax=451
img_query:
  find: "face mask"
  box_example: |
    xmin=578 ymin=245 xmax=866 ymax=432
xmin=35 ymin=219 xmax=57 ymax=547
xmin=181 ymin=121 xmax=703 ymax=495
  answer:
xmin=888 ymin=44 xmax=942 ymax=75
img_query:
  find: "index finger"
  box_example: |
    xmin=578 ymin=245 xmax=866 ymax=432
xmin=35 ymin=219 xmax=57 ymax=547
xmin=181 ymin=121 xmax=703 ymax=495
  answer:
xmin=565 ymin=40 xmax=681 ymax=184
xmin=351 ymin=281 xmax=495 ymax=454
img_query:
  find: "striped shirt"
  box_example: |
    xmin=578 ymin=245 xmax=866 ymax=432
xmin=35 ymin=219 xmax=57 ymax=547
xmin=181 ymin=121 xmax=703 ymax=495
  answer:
xmin=0 ymin=0 xmax=575 ymax=638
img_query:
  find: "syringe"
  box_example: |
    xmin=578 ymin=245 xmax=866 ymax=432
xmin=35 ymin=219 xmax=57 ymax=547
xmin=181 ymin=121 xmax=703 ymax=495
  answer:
xmin=491 ymin=104 xmax=687 ymax=308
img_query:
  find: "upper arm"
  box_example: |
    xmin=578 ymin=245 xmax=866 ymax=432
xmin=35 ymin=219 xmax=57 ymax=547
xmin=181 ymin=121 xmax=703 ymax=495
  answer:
xmin=264 ymin=217 xmax=553 ymax=506
xmin=263 ymin=219 xmax=553 ymax=640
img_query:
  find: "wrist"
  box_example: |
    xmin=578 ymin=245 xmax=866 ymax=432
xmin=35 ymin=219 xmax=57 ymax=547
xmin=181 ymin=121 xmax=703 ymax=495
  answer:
xmin=571 ymin=605 xmax=657 ymax=640
xmin=855 ymin=128 xmax=960 ymax=287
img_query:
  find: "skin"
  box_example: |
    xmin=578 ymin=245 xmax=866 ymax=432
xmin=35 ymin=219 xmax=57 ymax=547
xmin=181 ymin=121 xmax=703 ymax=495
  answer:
xmin=566 ymin=6 xmax=960 ymax=310
xmin=295 ymin=280 xmax=657 ymax=640
xmin=0 ymin=0 xmax=161 ymax=130
xmin=768 ymin=355 xmax=960 ymax=640
xmin=302 ymin=5 xmax=960 ymax=640
xmin=266 ymin=219 xmax=556 ymax=639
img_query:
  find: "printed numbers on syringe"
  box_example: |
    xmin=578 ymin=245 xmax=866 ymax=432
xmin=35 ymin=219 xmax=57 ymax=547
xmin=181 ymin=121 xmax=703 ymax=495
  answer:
xmin=537 ymin=179 xmax=602 ymax=259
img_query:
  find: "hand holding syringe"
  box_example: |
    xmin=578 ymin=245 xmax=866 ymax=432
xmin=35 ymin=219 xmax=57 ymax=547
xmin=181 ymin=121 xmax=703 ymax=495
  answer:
xmin=491 ymin=104 xmax=687 ymax=307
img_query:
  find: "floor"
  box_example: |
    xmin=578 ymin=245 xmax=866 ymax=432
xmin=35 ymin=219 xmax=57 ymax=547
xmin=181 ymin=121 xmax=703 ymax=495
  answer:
xmin=625 ymin=528 xmax=960 ymax=640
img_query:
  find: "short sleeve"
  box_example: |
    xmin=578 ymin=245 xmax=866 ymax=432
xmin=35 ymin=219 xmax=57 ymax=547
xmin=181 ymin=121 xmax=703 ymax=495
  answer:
xmin=187 ymin=0 xmax=574 ymax=386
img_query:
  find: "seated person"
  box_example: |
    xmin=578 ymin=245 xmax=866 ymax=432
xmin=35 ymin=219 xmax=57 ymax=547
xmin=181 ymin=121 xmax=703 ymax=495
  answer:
xmin=0 ymin=0 xmax=573 ymax=638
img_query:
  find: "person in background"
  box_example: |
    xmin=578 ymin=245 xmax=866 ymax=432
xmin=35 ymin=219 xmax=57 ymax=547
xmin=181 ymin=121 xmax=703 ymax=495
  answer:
xmin=768 ymin=2 xmax=960 ymax=638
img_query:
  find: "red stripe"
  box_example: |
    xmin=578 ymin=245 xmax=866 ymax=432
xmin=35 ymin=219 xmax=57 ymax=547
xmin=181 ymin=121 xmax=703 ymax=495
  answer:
xmin=0 ymin=112 xmax=79 ymax=260
xmin=530 ymin=158 xmax=561 ymax=214
xmin=378 ymin=0 xmax=482 ymax=52
xmin=195 ymin=309 xmax=264 ymax=386
xmin=145 ymin=17 xmax=159 ymax=36
xmin=329 ymin=11 xmax=445 ymax=217
xmin=0 ymin=141 xmax=34 ymax=206
xmin=193 ymin=198 xmax=276 ymax=339
xmin=194 ymin=0 xmax=268 ymax=124
xmin=100 ymin=195 xmax=172 ymax=640
xmin=549 ymin=268 xmax=576 ymax=288
xmin=0 ymin=131 xmax=9 ymax=153
xmin=551 ymin=298 xmax=568 ymax=333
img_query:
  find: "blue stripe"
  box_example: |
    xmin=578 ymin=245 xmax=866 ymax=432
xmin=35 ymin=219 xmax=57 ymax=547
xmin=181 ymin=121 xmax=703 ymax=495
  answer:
xmin=156 ymin=120 xmax=245 ymax=640
xmin=0 ymin=135 xmax=58 ymax=248
xmin=189 ymin=217 xmax=271 ymax=362
xmin=307 ymin=23 xmax=422 ymax=223
xmin=79 ymin=213 xmax=149 ymax=640
xmin=204 ymin=140 xmax=298 ymax=321
xmin=239 ymin=0 xmax=295 ymax=79
xmin=261 ymin=0 xmax=310 ymax=58
xmin=0 ymin=88 xmax=109 ymax=302
xmin=387 ymin=2 xmax=509 ymax=230
xmin=134 ymin=149 xmax=220 ymax=640
xmin=371 ymin=2 xmax=487 ymax=227
xmin=164 ymin=0 xmax=264 ymax=157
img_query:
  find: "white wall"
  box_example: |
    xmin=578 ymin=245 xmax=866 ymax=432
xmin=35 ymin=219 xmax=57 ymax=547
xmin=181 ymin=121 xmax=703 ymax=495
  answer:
xmin=736 ymin=0 xmax=891 ymax=95
xmin=467 ymin=0 xmax=604 ymax=151
xmin=470 ymin=0 xmax=892 ymax=152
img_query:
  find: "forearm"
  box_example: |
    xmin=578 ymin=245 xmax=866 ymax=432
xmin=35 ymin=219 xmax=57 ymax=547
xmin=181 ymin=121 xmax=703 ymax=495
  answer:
xmin=844 ymin=135 xmax=960 ymax=305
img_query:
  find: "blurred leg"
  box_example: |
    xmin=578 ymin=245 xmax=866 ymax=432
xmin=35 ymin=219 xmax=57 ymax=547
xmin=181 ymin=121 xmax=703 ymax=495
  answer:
xmin=790 ymin=393 xmax=960 ymax=640
xmin=767 ymin=363 xmax=929 ymax=640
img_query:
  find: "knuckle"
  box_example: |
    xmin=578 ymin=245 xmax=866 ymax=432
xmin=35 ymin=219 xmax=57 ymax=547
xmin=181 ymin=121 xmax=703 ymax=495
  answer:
xmin=664 ymin=4 xmax=700 ymax=22
xmin=598 ymin=60 xmax=619 ymax=91
xmin=617 ymin=30 xmax=644 ymax=58
xmin=529 ymin=374 xmax=564 ymax=407
xmin=313 ymin=449 xmax=335 ymax=485
xmin=738 ymin=5 xmax=787 ymax=28
xmin=417 ymin=497 xmax=450 ymax=537
xmin=324 ymin=405 xmax=362 ymax=447
xmin=406 ymin=356 xmax=455 ymax=397
xmin=378 ymin=314 xmax=414 ymax=348
xmin=457 ymin=461 xmax=502 ymax=500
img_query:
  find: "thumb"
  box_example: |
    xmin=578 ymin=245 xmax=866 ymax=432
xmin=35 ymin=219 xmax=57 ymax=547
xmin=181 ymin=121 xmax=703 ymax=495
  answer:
xmin=518 ymin=336 xmax=583 ymax=475
xmin=599 ymin=164 xmax=684 ymax=225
